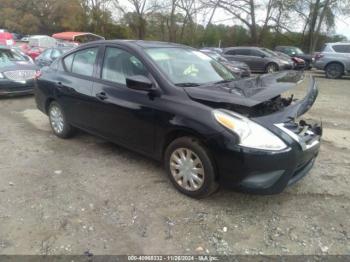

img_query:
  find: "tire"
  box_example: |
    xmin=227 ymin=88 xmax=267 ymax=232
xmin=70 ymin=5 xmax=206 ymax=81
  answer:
xmin=305 ymin=60 xmax=311 ymax=70
xmin=325 ymin=63 xmax=343 ymax=79
xmin=48 ymin=101 xmax=75 ymax=138
xmin=164 ymin=136 xmax=219 ymax=198
xmin=265 ymin=63 xmax=278 ymax=73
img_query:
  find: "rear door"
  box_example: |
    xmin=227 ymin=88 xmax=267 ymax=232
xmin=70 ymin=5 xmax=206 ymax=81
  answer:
xmin=248 ymin=49 xmax=267 ymax=72
xmin=233 ymin=49 xmax=258 ymax=71
xmin=332 ymin=44 xmax=350 ymax=70
xmin=90 ymin=45 xmax=156 ymax=154
xmin=224 ymin=49 xmax=253 ymax=68
xmin=54 ymin=46 xmax=101 ymax=129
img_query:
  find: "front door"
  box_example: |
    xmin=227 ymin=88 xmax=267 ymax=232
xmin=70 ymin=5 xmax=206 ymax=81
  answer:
xmin=91 ymin=46 xmax=156 ymax=154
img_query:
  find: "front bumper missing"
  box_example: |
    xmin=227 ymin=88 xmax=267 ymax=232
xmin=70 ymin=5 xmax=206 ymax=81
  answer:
xmin=216 ymin=74 xmax=322 ymax=194
xmin=275 ymin=120 xmax=322 ymax=151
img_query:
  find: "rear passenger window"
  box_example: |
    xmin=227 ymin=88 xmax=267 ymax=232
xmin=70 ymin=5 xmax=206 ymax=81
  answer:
xmin=235 ymin=49 xmax=251 ymax=56
xmin=63 ymin=47 xmax=98 ymax=77
xmin=225 ymin=50 xmax=236 ymax=55
xmin=101 ymin=47 xmax=148 ymax=85
xmin=333 ymin=45 xmax=350 ymax=53
xmin=72 ymin=48 xmax=98 ymax=76
xmin=250 ymin=50 xmax=263 ymax=57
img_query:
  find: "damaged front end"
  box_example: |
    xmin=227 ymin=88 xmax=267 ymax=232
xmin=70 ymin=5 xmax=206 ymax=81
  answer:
xmin=251 ymin=74 xmax=322 ymax=153
xmin=184 ymin=71 xmax=323 ymax=194
xmin=184 ymin=71 xmax=322 ymax=151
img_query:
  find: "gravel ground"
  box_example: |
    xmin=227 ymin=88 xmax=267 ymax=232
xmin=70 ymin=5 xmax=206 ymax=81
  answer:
xmin=0 ymin=71 xmax=349 ymax=255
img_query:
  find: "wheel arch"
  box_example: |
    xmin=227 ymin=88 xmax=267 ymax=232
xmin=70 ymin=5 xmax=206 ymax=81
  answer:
xmin=162 ymin=128 xmax=208 ymax=157
xmin=265 ymin=62 xmax=279 ymax=72
xmin=45 ymin=97 xmax=55 ymax=114
xmin=161 ymin=128 xmax=220 ymax=180
xmin=325 ymin=61 xmax=345 ymax=72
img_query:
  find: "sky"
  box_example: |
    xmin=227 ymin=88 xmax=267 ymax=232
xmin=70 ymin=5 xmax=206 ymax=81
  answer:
xmin=336 ymin=16 xmax=350 ymax=40
xmin=209 ymin=10 xmax=350 ymax=41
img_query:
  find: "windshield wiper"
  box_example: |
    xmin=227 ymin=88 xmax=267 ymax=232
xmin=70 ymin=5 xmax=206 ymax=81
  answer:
xmin=175 ymin=82 xmax=201 ymax=87
xmin=213 ymin=79 xmax=235 ymax=84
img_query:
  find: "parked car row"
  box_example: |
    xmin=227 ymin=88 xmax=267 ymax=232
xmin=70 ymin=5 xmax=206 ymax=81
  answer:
xmin=203 ymin=43 xmax=350 ymax=79
xmin=201 ymin=46 xmax=307 ymax=76
xmin=0 ymin=31 xmax=106 ymax=96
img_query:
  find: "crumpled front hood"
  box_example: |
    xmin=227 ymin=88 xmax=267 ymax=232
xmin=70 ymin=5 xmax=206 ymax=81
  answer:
xmin=184 ymin=71 xmax=304 ymax=107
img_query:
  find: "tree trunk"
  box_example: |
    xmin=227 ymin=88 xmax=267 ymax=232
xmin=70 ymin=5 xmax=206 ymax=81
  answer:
xmin=306 ymin=0 xmax=321 ymax=53
xmin=249 ymin=0 xmax=258 ymax=45
xmin=311 ymin=0 xmax=331 ymax=52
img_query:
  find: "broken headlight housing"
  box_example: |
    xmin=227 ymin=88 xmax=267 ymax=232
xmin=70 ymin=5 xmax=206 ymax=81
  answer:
xmin=213 ymin=109 xmax=287 ymax=151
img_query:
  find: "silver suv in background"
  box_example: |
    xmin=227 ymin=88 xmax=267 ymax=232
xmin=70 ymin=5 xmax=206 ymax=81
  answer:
xmin=314 ymin=43 xmax=350 ymax=79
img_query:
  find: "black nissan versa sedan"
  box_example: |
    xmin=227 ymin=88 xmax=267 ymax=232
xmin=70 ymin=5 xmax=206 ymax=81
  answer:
xmin=34 ymin=40 xmax=322 ymax=198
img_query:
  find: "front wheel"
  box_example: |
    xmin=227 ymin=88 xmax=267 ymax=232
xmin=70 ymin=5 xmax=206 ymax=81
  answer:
xmin=164 ymin=137 xmax=219 ymax=198
xmin=48 ymin=101 xmax=75 ymax=138
xmin=266 ymin=63 xmax=278 ymax=73
xmin=325 ymin=63 xmax=343 ymax=79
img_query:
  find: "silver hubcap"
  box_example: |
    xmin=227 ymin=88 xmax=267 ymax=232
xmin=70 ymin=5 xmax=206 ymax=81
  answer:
xmin=170 ymin=148 xmax=205 ymax=191
xmin=267 ymin=65 xmax=276 ymax=73
xmin=49 ymin=105 xmax=64 ymax=134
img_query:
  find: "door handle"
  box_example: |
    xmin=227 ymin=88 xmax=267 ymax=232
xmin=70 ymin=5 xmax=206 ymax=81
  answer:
xmin=96 ymin=92 xmax=108 ymax=101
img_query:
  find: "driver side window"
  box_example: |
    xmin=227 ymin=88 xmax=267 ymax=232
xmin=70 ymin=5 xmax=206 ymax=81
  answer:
xmin=101 ymin=47 xmax=148 ymax=85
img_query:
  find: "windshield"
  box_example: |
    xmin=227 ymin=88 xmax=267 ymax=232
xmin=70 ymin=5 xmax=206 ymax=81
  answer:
xmin=293 ymin=48 xmax=304 ymax=55
xmin=146 ymin=47 xmax=235 ymax=85
xmin=0 ymin=49 xmax=26 ymax=67
xmin=261 ymin=48 xmax=278 ymax=57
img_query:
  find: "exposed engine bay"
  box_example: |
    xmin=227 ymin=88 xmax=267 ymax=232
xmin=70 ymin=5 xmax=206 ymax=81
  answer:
xmin=221 ymin=94 xmax=295 ymax=117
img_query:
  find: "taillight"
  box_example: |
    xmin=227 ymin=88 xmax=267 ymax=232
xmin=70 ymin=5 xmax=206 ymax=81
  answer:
xmin=34 ymin=70 xmax=42 ymax=79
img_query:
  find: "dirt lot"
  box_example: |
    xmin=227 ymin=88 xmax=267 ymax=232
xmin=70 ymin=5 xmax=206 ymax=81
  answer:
xmin=0 ymin=71 xmax=349 ymax=255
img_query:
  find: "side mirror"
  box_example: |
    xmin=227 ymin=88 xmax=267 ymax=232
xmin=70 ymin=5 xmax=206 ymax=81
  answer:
xmin=126 ymin=75 xmax=154 ymax=92
xmin=260 ymin=54 xmax=266 ymax=58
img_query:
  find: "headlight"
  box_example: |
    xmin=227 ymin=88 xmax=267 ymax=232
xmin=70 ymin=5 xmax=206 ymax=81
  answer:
xmin=213 ymin=110 xmax=287 ymax=151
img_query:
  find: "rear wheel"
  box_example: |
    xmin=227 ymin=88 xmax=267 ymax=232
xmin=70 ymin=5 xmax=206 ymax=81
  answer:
xmin=266 ymin=63 xmax=278 ymax=73
xmin=325 ymin=63 xmax=343 ymax=79
xmin=48 ymin=101 xmax=75 ymax=138
xmin=164 ymin=137 xmax=219 ymax=198
xmin=305 ymin=60 xmax=311 ymax=70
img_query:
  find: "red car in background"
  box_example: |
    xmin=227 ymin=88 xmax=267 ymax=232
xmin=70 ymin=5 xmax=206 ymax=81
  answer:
xmin=25 ymin=46 xmax=45 ymax=60
xmin=52 ymin=32 xmax=104 ymax=45
xmin=0 ymin=31 xmax=15 ymax=46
